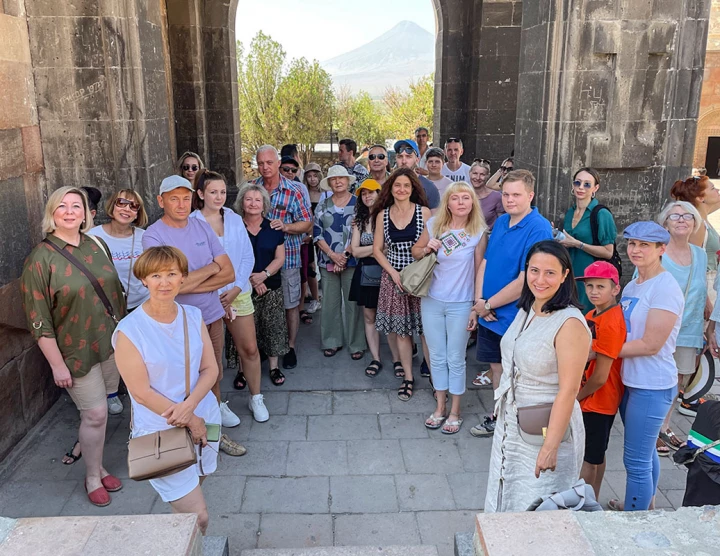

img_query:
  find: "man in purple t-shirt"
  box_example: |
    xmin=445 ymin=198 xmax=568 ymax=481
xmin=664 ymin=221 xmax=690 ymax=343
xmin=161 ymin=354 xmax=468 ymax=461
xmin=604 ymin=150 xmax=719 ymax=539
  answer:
xmin=143 ymin=175 xmax=246 ymax=456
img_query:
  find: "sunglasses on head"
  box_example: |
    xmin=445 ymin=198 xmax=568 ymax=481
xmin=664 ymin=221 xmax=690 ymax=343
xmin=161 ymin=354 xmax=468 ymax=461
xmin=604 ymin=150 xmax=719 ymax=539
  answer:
xmin=447 ymin=137 xmax=461 ymax=143
xmin=572 ymin=180 xmax=594 ymax=188
xmin=501 ymin=166 xmax=512 ymax=172
xmin=182 ymin=164 xmax=199 ymax=172
xmin=368 ymin=153 xmax=386 ymax=161
xmin=396 ymin=147 xmax=415 ymax=155
xmin=474 ymin=158 xmax=490 ymax=164
xmin=115 ymin=198 xmax=140 ymax=211
xmin=280 ymin=166 xmax=299 ymax=173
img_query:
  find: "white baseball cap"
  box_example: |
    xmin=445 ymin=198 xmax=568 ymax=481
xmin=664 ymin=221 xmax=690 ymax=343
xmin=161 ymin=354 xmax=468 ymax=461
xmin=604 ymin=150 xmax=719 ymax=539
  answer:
xmin=159 ymin=175 xmax=194 ymax=195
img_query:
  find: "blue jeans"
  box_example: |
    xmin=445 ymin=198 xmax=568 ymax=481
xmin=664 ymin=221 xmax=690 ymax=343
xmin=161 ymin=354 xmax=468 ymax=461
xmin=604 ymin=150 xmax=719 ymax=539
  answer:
xmin=619 ymin=385 xmax=675 ymax=511
xmin=420 ymin=297 xmax=472 ymax=395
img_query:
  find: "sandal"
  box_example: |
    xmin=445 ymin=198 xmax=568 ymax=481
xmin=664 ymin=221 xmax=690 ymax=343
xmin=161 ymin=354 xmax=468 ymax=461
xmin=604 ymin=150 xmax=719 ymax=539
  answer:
xmin=442 ymin=413 xmax=463 ymax=435
xmin=656 ymin=436 xmax=671 ymax=456
xmin=323 ymin=347 xmax=342 ymax=357
xmin=351 ymin=350 xmax=365 ymax=361
xmin=397 ymin=379 xmax=415 ymax=401
xmin=659 ymin=429 xmax=682 ymax=451
xmin=365 ymin=360 xmax=383 ymax=377
xmin=608 ymin=498 xmax=623 ymax=511
xmin=393 ymin=361 xmax=405 ymax=378
xmin=472 ymin=371 xmax=492 ymax=387
xmin=233 ymin=371 xmax=247 ymax=390
xmin=62 ymin=440 xmax=82 ymax=465
xmin=425 ymin=412 xmax=446 ymax=430
xmin=269 ymin=368 xmax=285 ymax=386
xmin=300 ymin=310 xmax=313 ymax=324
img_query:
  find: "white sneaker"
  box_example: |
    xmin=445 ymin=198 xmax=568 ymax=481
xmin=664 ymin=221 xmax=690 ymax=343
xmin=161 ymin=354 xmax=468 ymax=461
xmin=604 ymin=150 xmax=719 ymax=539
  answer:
xmin=107 ymin=396 xmax=123 ymax=415
xmin=220 ymin=401 xmax=241 ymax=428
xmin=306 ymin=300 xmax=321 ymax=314
xmin=249 ymin=394 xmax=269 ymax=422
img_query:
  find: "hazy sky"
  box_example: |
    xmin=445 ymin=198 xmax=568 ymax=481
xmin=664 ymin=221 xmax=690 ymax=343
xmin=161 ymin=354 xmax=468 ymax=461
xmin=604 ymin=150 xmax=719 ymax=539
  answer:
xmin=235 ymin=0 xmax=437 ymax=62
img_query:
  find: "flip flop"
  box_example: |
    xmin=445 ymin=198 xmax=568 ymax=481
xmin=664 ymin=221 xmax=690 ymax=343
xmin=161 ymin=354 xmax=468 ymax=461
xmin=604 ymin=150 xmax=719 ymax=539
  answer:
xmin=441 ymin=414 xmax=463 ymax=435
xmin=425 ymin=412 xmax=447 ymax=429
xmin=62 ymin=440 xmax=82 ymax=465
xmin=656 ymin=437 xmax=671 ymax=456
xmin=659 ymin=429 xmax=682 ymax=450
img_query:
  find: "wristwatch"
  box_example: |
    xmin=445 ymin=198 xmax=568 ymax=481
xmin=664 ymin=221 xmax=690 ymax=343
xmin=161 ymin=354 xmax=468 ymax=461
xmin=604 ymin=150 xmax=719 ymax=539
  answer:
xmin=264 ymin=269 xmax=271 ymax=278
xmin=484 ymin=300 xmax=492 ymax=311
xmin=343 ymin=250 xmax=351 ymax=259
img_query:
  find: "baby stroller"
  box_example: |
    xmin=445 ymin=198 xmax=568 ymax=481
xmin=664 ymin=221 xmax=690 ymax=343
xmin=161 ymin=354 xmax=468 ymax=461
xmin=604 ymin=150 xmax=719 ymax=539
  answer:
xmin=673 ymin=400 xmax=720 ymax=506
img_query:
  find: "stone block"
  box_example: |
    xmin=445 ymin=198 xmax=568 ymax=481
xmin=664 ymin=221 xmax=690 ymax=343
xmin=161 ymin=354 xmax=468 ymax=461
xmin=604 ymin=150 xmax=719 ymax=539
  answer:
xmin=482 ymin=2 xmax=514 ymax=27
xmin=395 ymin=474 xmax=455 ymax=511
xmin=3 ymin=0 xmax=24 ymax=17
xmin=214 ymin=440 xmax=288 ymax=477
xmin=454 ymin=531 xmax=474 ymax=556
xmin=0 ymin=176 xmax=32 ymax=285
xmin=0 ymin=128 xmax=25 ymax=180
xmin=0 ymin=348 xmax=27 ymax=461
xmin=379 ymin=413 xmax=430 ymax=439
xmin=27 ymin=16 xmax=105 ymax=69
xmin=257 ymin=514 xmax=333 ymax=549
xmin=242 ymin=477 xmax=329 ymax=513
xmin=400 ymin=438 xmax=463 ymax=474
xmin=287 ymin=392 xmax=332 ymax=415
xmin=334 ymin=513 xmax=421 ymax=548
xmin=346 ymin=439 xmax=405 ymax=475
xmin=165 ymin=0 xmax=198 ymax=26
xmin=24 ymin=0 xmax=98 ymax=17
xmin=286 ymin=441 xmax=348 ymax=476
xmin=307 ymin=414 xmax=380 ymax=441
xmin=242 ymin=549 xmax=439 ymax=556
xmin=0 ymin=60 xmax=35 ymax=128
xmin=39 ymin=120 xmax=115 ymax=171
xmin=137 ymin=18 xmax=165 ymax=71
xmin=203 ymin=536 xmax=229 ymax=556
xmin=202 ymin=27 xmax=232 ymax=83
xmin=33 ymin=68 xmax=110 ymax=122
xmin=205 ymin=514 xmax=260 ymax=555
xmin=0 ymin=14 xmax=31 ymax=64
xmin=333 ymin=391 xmax=390 ymax=415
xmin=21 ymin=125 xmax=43 ymax=173
xmin=330 ymin=475 xmax=399 ymax=513
xmin=416 ymin=511 xmax=478 ymax=556
xmin=18 ymin=339 xmax=58 ymax=427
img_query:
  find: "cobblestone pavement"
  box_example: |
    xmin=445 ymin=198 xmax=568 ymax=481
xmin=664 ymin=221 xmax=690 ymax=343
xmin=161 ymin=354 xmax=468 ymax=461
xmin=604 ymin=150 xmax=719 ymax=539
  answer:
xmin=0 ymin=316 xmax=694 ymax=556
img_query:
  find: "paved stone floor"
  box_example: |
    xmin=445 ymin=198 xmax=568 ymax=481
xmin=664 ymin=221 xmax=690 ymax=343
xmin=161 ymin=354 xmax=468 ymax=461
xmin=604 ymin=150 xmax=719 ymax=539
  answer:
xmin=0 ymin=316 xmax=695 ymax=556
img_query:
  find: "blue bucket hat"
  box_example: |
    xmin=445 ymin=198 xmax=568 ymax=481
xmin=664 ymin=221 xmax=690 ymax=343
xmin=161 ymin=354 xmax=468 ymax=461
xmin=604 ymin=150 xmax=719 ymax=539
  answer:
xmin=623 ymin=221 xmax=671 ymax=244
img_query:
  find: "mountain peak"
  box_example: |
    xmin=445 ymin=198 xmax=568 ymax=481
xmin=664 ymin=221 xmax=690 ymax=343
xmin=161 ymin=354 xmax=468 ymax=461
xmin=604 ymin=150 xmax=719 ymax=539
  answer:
xmin=322 ymin=20 xmax=435 ymax=96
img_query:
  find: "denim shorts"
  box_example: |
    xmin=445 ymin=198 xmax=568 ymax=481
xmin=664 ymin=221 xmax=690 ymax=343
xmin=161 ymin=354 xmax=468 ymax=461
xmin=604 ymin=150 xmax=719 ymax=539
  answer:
xmin=475 ymin=324 xmax=503 ymax=364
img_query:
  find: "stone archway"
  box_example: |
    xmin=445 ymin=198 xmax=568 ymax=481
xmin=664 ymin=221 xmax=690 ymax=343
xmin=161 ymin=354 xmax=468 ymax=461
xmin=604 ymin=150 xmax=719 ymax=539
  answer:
xmin=694 ymin=105 xmax=720 ymax=169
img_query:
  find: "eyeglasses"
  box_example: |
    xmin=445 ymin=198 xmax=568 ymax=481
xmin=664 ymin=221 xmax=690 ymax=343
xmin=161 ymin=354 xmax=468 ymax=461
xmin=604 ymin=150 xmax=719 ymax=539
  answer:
xmin=667 ymin=213 xmax=695 ymax=222
xmin=572 ymin=180 xmax=594 ymax=188
xmin=115 ymin=198 xmax=140 ymax=212
xmin=182 ymin=164 xmax=199 ymax=172
xmin=280 ymin=167 xmax=299 ymax=174
xmin=396 ymin=147 xmax=416 ymax=155
xmin=500 ymin=166 xmax=513 ymax=172
xmin=368 ymin=154 xmax=386 ymax=161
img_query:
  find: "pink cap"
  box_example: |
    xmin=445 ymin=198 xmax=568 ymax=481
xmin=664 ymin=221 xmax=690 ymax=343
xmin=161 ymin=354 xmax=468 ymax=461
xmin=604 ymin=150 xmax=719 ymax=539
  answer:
xmin=575 ymin=261 xmax=619 ymax=285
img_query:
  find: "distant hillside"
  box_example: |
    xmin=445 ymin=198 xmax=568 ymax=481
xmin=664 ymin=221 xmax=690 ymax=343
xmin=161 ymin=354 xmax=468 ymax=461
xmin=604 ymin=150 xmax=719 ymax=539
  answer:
xmin=322 ymin=20 xmax=435 ymax=97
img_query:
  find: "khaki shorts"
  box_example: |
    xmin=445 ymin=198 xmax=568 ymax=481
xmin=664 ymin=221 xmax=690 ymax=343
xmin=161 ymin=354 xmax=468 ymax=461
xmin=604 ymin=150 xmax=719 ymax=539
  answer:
xmin=228 ymin=289 xmax=254 ymax=319
xmin=281 ymin=267 xmax=302 ymax=310
xmin=66 ymin=354 xmax=120 ymax=411
xmin=674 ymin=346 xmax=699 ymax=376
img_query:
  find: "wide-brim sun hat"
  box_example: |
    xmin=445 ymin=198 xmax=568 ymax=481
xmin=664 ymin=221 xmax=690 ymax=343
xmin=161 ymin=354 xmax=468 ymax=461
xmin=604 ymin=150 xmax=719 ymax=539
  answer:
xmin=319 ymin=165 xmax=356 ymax=191
xmin=623 ymin=221 xmax=671 ymax=244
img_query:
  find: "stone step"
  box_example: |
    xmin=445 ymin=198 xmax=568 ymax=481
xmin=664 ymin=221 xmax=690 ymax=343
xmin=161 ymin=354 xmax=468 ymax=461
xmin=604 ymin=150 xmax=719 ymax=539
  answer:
xmin=204 ymin=536 xmax=229 ymax=556
xmin=241 ymin=546 xmax=439 ymax=556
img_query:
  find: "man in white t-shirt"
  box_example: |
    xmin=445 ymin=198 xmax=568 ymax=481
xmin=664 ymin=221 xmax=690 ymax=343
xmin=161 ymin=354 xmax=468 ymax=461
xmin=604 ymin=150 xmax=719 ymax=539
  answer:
xmin=441 ymin=138 xmax=472 ymax=183
xmin=415 ymin=126 xmax=431 ymax=176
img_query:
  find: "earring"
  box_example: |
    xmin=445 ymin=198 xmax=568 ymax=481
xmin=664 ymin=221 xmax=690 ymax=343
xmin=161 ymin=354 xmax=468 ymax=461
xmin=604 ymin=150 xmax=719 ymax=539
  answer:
xmin=591 ymin=192 xmax=595 ymax=199
xmin=142 ymin=282 xmax=147 ymax=288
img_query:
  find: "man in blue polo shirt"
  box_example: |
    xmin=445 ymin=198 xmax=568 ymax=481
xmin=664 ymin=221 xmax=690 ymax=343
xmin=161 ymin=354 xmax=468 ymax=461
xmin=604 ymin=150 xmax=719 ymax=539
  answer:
xmin=470 ymin=169 xmax=553 ymax=436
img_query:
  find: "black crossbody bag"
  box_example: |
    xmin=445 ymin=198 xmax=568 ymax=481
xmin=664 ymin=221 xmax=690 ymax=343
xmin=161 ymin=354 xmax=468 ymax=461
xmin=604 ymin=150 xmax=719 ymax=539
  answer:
xmin=43 ymin=238 xmax=120 ymax=324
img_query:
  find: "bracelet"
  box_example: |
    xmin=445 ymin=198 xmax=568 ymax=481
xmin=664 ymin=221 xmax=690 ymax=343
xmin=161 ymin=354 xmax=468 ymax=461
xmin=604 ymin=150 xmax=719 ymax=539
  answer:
xmin=579 ymin=243 xmax=585 ymax=251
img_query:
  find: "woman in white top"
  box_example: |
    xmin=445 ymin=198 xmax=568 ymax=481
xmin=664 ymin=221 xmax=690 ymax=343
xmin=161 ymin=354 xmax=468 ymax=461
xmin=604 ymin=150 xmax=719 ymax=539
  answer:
xmin=88 ymin=188 xmax=149 ymax=417
xmin=412 ymin=182 xmax=487 ymax=433
xmin=189 ymin=170 xmax=268 ymax=423
xmin=113 ymin=246 xmax=221 ymax=534
xmin=611 ymin=221 xmax=684 ymax=512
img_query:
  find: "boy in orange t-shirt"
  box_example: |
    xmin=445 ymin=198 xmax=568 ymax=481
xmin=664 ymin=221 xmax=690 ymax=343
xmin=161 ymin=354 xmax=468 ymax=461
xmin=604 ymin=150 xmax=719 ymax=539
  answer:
xmin=575 ymin=261 xmax=626 ymax=498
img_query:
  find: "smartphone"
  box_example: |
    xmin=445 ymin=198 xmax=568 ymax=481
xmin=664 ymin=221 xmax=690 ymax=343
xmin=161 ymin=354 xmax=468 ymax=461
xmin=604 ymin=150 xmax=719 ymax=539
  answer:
xmin=205 ymin=423 xmax=221 ymax=443
xmin=326 ymin=262 xmax=335 ymax=272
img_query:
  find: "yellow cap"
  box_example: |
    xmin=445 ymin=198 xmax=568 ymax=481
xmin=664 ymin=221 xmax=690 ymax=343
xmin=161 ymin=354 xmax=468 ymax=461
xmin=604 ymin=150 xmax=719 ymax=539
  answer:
xmin=355 ymin=179 xmax=381 ymax=194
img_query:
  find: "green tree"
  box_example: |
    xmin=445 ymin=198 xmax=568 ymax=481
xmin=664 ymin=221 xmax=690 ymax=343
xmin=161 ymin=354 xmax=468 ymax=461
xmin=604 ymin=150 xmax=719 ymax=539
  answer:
xmin=236 ymin=32 xmax=286 ymax=158
xmin=383 ymin=74 xmax=435 ymax=139
xmin=275 ymin=58 xmax=335 ymax=165
xmin=334 ymin=87 xmax=386 ymax=148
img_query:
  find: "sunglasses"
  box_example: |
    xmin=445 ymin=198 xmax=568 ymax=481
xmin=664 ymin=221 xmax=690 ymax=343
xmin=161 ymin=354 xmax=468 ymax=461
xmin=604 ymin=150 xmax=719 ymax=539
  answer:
xmin=280 ymin=167 xmax=299 ymax=174
xmin=368 ymin=153 xmax=386 ymax=161
xmin=572 ymin=180 xmax=594 ymax=189
xmin=500 ymin=166 xmax=513 ymax=172
xmin=115 ymin=198 xmax=140 ymax=211
xmin=396 ymin=147 xmax=416 ymax=155
xmin=667 ymin=213 xmax=695 ymax=222
xmin=447 ymin=137 xmax=461 ymax=143
xmin=474 ymin=158 xmax=490 ymax=164
xmin=182 ymin=164 xmax=199 ymax=172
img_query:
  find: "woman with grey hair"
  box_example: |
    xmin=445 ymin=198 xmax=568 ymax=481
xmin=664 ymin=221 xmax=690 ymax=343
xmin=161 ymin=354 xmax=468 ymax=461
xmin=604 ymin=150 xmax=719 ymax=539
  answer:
xmin=654 ymin=200 xmax=707 ymax=454
xmin=235 ymin=183 xmax=289 ymax=386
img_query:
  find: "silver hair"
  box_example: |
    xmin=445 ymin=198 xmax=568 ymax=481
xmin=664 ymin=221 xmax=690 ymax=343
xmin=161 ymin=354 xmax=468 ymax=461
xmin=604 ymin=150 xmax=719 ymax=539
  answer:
xmin=235 ymin=182 xmax=271 ymax=217
xmin=657 ymin=200 xmax=703 ymax=234
xmin=256 ymin=144 xmax=279 ymax=159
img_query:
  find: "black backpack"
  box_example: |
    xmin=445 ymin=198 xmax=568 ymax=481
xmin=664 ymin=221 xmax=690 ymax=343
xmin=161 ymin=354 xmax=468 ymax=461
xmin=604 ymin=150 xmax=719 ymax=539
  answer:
xmin=589 ymin=204 xmax=623 ymax=279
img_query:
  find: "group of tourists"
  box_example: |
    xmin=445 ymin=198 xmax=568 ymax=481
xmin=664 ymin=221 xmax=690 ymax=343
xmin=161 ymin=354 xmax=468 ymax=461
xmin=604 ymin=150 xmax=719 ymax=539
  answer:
xmin=20 ymin=125 xmax=720 ymax=530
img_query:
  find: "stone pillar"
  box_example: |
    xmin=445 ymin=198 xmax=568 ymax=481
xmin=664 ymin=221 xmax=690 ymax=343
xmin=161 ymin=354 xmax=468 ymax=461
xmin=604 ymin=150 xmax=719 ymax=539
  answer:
xmin=25 ymin=0 xmax=176 ymax=221
xmin=472 ymin=0 xmax=522 ymax=165
xmin=515 ymin=0 xmax=711 ymax=227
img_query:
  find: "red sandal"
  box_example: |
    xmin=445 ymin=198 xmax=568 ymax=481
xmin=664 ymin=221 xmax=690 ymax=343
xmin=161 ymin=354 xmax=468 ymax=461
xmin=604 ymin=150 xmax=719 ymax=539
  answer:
xmin=85 ymin=482 xmax=111 ymax=507
xmin=101 ymin=474 xmax=123 ymax=492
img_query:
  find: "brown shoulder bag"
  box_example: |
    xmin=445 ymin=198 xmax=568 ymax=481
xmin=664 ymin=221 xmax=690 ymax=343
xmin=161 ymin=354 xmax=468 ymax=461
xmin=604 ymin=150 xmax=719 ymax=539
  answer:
xmin=127 ymin=306 xmax=199 ymax=480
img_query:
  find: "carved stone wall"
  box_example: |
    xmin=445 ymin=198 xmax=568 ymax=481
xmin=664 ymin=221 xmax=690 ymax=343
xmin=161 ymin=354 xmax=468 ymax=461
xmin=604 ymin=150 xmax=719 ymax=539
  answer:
xmin=693 ymin=0 xmax=720 ymax=170
xmin=515 ymin=0 xmax=710 ymax=236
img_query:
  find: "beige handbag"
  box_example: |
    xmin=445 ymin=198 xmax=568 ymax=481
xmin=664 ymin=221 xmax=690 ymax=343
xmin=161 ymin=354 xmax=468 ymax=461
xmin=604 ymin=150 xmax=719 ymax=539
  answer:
xmin=399 ymin=252 xmax=438 ymax=297
xmin=127 ymin=306 xmax=198 ymax=481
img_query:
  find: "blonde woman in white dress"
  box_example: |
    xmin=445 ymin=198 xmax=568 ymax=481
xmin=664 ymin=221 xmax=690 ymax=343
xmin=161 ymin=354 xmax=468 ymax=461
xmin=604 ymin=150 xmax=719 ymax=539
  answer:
xmin=485 ymin=240 xmax=591 ymax=512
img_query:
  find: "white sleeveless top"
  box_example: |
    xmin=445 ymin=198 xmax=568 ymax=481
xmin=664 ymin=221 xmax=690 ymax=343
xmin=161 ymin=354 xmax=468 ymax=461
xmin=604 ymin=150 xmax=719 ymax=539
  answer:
xmin=112 ymin=303 xmax=221 ymax=436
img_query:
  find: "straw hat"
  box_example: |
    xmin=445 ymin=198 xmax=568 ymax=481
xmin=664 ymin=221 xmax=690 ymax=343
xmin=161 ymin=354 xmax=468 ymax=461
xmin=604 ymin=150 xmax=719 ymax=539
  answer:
xmin=319 ymin=165 xmax=356 ymax=191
